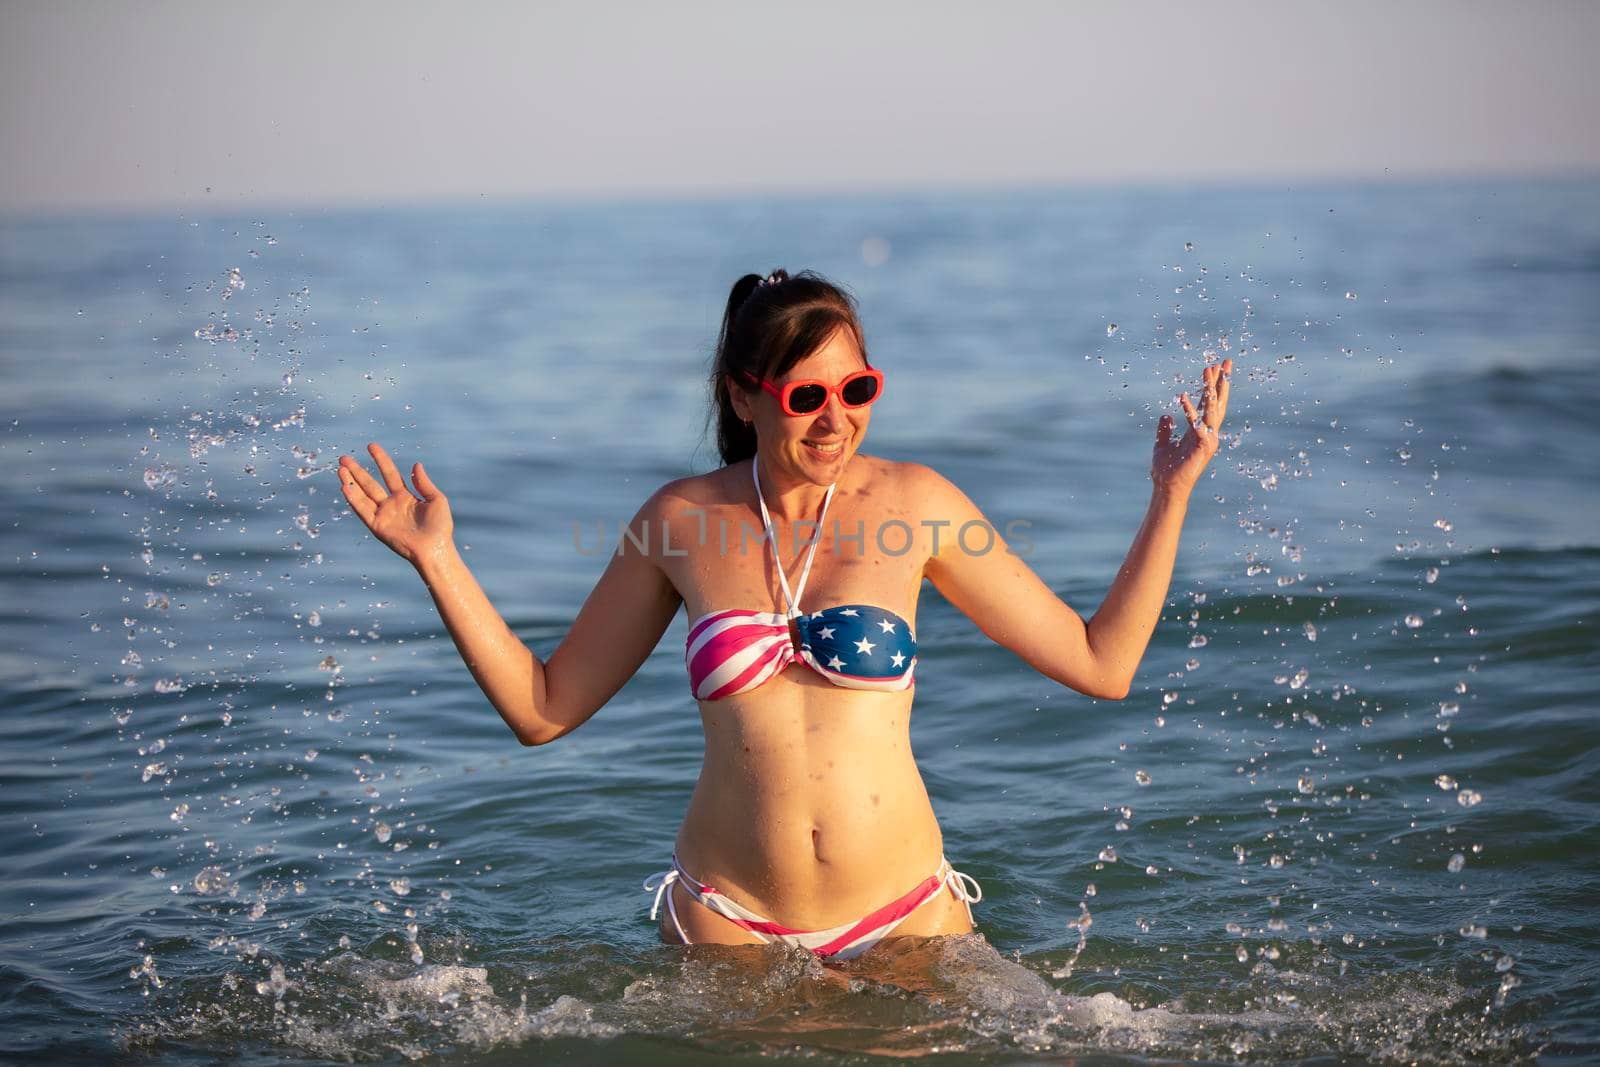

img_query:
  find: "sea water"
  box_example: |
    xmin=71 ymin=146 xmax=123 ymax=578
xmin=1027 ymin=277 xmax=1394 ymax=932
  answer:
xmin=1 ymin=178 xmax=1597 ymax=1063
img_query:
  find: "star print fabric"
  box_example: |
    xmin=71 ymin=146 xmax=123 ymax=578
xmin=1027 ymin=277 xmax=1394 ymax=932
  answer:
xmin=798 ymin=605 xmax=918 ymax=687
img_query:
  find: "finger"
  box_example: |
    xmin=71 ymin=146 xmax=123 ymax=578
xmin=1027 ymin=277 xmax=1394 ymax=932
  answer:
xmin=338 ymin=467 xmax=379 ymax=526
xmin=1209 ymin=360 xmax=1233 ymax=430
xmin=367 ymin=442 xmax=411 ymax=497
xmin=1156 ymin=413 xmax=1173 ymax=450
xmin=1178 ymin=392 xmax=1201 ymax=432
xmin=339 ymin=454 xmax=389 ymax=502
xmin=411 ymin=461 xmax=442 ymax=501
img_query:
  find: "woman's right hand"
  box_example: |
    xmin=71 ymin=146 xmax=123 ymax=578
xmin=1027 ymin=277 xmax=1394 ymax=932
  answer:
xmin=337 ymin=442 xmax=454 ymax=570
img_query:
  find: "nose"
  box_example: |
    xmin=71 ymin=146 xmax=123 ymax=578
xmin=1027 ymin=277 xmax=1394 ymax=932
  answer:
xmin=811 ymin=390 xmax=849 ymax=434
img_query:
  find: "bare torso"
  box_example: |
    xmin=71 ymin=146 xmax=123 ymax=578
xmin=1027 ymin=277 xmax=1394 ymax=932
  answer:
xmin=651 ymin=454 xmax=971 ymax=942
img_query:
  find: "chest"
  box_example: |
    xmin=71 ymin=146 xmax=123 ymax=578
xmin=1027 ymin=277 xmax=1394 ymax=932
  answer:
xmin=662 ymin=502 xmax=930 ymax=620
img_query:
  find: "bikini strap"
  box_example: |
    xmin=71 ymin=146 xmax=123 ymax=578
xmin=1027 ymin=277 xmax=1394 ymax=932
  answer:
xmin=751 ymin=455 xmax=836 ymax=620
xmin=643 ymin=863 xmax=691 ymax=945
xmin=938 ymin=857 xmax=984 ymax=924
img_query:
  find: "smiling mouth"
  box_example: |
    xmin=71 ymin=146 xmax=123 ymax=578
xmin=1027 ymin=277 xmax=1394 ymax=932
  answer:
xmin=804 ymin=439 xmax=845 ymax=457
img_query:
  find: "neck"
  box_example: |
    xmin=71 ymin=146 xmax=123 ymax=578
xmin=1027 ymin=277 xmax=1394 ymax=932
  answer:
xmin=753 ymin=453 xmax=836 ymax=523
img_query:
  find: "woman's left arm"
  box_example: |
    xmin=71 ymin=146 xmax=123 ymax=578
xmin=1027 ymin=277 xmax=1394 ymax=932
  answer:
xmin=920 ymin=359 xmax=1231 ymax=700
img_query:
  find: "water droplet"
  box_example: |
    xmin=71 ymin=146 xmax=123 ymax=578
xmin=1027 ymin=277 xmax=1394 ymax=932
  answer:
xmin=1134 ymin=769 xmax=1152 ymax=786
xmin=255 ymin=964 xmax=290 ymax=998
xmin=390 ymin=877 xmax=411 ymax=896
xmin=1436 ymin=774 xmax=1458 ymax=791
xmin=193 ymin=866 xmax=232 ymax=895
xmin=306 ymin=610 xmax=321 ymax=628
xmin=1404 ymin=614 xmax=1425 ymax=629
xmin=1297 ymin=776 xmax=1315 ymax=795
xmin=1447 ymin=852 xmax=1465 ymax=873
xmin=1459 ymin=923 xmax=1487 ymax=939
xmin=1344 ymin=291 xmax=1357 ymax=300
xmin=1106 ymin=323 xmax=1119 ymax=337
xmin=1188 ymin=634 xmax=1208 ymax=649
xmin=1303 ymin=622 xmax=1318 ymax=642
xmin=1097 ymin=845 xmax=1118 ymax=863
xmin=1269 ymin=854 xmax=1286 ymax=869
xmin=1235 ymin=945 xmax=1249 ymax=962
xmin=1425 ymin=567 xmax=1440 ymax=584
xmin=375 ymin=822 xmax=392 ymax=844
xmin=142 ymin=465 xmax=178 ymax=492
xmin=1457 ymin=788 xmax=1483 ymax=808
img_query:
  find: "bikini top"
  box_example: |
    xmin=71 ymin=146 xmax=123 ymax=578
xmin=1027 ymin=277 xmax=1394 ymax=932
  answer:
xmin=685 ymin=456 xmax=918 ymax=702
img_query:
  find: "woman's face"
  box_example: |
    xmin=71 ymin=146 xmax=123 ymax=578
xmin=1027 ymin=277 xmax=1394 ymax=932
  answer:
xmin=735 ymin=325 xmax=872 ymax=487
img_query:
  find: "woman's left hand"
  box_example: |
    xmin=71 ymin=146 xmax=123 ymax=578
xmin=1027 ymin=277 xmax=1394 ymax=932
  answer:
xmin=1151 ymin=357 xmax=1232 ymax=497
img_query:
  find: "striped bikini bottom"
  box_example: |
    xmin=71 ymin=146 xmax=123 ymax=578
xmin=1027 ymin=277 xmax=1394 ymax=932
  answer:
xmin=644 ymin=854 xmax=982 ymax=960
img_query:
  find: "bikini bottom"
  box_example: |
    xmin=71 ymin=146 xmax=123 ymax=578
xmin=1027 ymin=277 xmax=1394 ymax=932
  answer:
xmin=644 ymin=853 xmax=982 ymax=961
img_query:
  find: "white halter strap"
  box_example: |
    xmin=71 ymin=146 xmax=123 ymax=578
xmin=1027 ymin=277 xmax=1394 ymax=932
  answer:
xmin=751 ymin=454 xmax=836 ymax=620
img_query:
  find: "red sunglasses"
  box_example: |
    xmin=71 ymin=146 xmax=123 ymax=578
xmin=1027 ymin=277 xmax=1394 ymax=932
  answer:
xmin=736 ymin=368 xmax=884 ymax=417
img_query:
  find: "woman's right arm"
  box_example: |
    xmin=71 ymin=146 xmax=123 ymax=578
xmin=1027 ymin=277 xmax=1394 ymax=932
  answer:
xmin=339 ymin=443 xmax=682 ymax=746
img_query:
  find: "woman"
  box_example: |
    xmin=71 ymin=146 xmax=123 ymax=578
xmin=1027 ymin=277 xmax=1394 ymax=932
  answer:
xmin=336 ymin=269 xmax=1231 ymax=960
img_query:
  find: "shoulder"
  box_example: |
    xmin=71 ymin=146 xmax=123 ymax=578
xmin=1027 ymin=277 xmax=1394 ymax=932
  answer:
xmin=635 ymin=464 xmax=747 ymax=524
xmin=855 ymin=456 xmax=968 ymax=513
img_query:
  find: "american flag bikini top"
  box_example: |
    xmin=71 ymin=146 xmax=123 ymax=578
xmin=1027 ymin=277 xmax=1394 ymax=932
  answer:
xmin=685 ymin=457 xmax=917 ymax=702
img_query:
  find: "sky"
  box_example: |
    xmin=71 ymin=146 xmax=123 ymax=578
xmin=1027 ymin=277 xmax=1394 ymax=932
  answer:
xmin=3 ymin=0 xmax=1597 ymax=213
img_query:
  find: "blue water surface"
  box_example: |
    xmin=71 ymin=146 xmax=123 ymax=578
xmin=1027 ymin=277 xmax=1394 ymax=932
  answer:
xmin=2 ymin=177 xmax=1597 ymax=1064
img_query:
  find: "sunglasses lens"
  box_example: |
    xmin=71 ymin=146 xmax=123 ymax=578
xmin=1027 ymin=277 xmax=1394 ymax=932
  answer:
xmin=841 ymin=373 xmax=880 ymax=406
xmin=786 ymin=384 xmax=827 ymax=414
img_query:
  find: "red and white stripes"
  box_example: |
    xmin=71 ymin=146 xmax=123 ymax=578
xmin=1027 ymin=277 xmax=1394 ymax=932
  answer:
xmin=685 ymin=609 xmax=796 ymax=702
xmin=645 ymin=855 xmax=982 ymax=960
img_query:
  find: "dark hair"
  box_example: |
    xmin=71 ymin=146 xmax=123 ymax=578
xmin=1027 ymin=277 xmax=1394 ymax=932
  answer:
xmin=709 ymin=269 xmax=869 ymax=466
